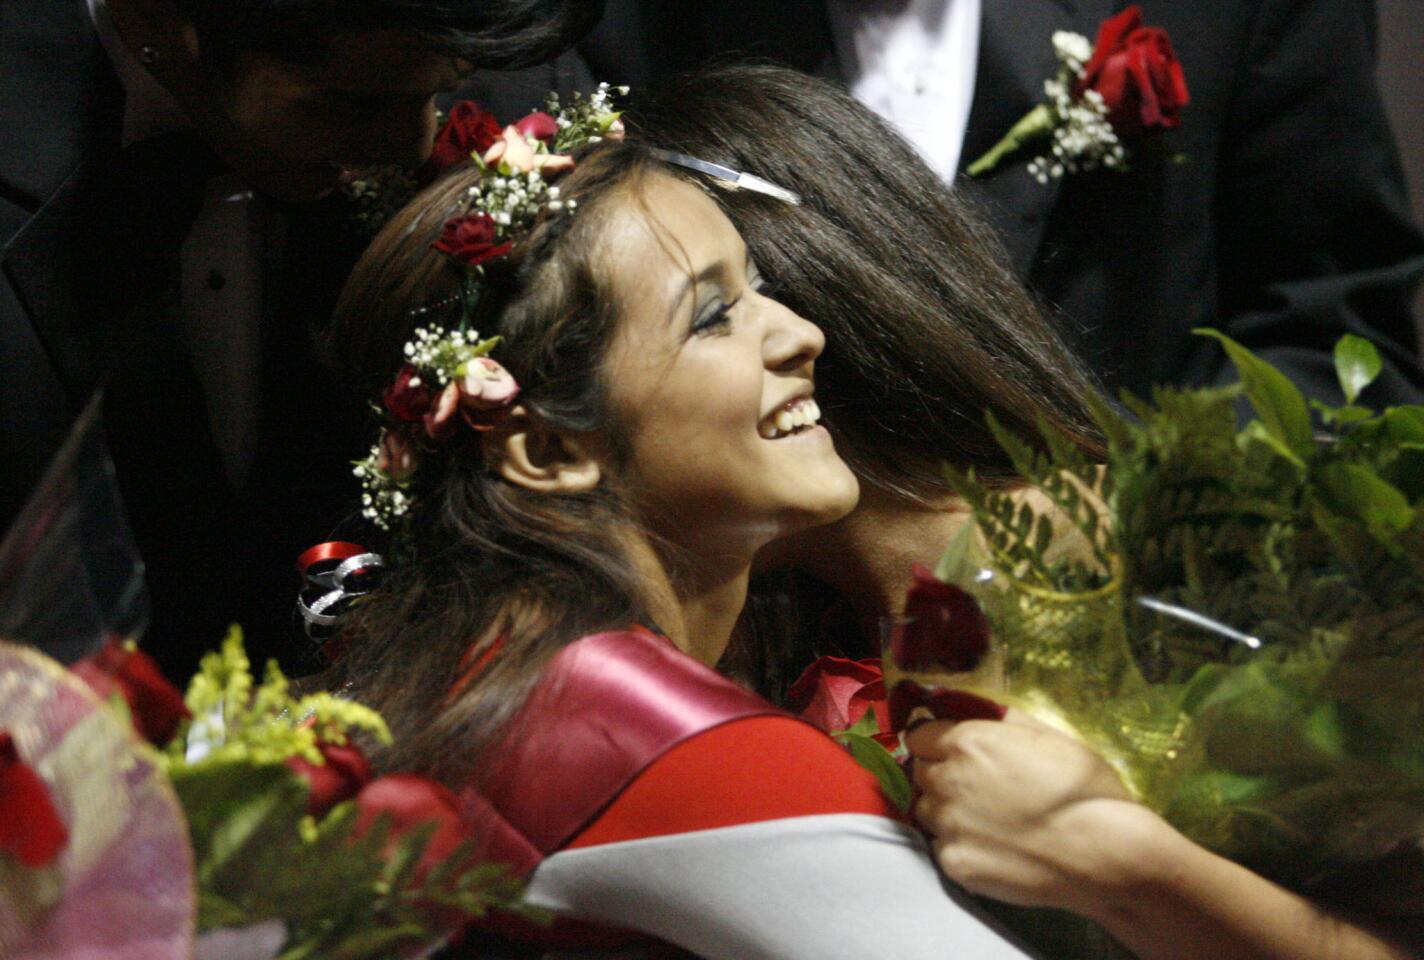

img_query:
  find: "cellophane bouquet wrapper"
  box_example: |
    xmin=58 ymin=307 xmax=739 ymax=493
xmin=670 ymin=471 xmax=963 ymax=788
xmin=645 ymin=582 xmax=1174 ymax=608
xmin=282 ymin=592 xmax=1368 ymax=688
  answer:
xmin=942 ymin=333 xmax=1424 ymax=906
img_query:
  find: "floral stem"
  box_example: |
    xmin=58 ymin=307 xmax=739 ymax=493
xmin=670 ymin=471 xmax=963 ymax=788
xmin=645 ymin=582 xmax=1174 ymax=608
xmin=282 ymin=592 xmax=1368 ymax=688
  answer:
xmin=966 ymin=103 xmax=1056 ymax=178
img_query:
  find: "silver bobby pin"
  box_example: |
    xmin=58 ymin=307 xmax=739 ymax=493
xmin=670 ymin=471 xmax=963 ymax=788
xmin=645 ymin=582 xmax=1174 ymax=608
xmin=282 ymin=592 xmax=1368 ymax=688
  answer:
xmin=408 ymin=294 xmax=462 ymax=319
xmin=648 ymin=149 xmax=802 ymax=206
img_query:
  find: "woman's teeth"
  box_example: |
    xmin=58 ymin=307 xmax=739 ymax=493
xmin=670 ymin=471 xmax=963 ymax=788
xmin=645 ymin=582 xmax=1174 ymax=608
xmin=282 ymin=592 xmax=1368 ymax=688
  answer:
xmin=759 ymin=398 xmax=822 ymax=439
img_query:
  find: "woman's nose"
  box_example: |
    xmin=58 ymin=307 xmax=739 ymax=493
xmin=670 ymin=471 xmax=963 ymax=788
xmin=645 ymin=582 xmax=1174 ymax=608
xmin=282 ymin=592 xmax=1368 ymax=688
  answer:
xmin=763 ymin=298 xmax=825 ymax=374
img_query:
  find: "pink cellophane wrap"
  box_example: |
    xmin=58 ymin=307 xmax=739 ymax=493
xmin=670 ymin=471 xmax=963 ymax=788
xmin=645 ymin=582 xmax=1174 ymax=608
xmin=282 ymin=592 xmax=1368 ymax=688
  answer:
xmin=0 ymin=640 xmax=193 ymax=960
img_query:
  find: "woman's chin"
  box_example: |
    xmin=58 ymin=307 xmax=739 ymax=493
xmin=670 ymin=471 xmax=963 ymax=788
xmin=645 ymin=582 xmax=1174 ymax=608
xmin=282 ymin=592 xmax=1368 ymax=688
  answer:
xmin=782 ymin=464 xmax=861 ymax=531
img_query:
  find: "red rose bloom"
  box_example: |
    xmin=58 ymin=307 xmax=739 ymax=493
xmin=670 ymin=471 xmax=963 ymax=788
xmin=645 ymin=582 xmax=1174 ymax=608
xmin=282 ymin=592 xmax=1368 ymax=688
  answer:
xmin=788 ymin=656 xmax=895 ymax=747
xmin=72 ymin=636 xmax=190 ymax=746
xmin=286 ymin=739 xmax=373 ymax=818
xmin=887 ymin=682 xmax=1007 ymax=732
xmin=382 ymin=363 xmax=433 ymax=422
xmin=0 ymin=731 xmax=69 ymax=867
xmin=432 ymin=213 xmax=513 ymax=268
xmin=1075 ymin=4 xmax=1190 ymax=138
xmin=890 ymin=564 xmax=991 ymax=674
xmin=426 ymin=101 xmax=504 ymax=176
xmin=513 ymin=110 xmax=559 ymax=143
xmin=354 ymin=775 xmax=471 ymax=885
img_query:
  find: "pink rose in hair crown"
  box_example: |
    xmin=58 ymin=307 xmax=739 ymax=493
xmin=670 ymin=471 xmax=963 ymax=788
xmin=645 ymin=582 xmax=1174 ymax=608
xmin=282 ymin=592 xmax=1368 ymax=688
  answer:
xmin=461 ymin=357 xmax=520 ymax=408
xmin=433 ymin=213 xmax=513 ymax=268
xmin=423 ymin=382 xmax=462 ymax=442
xmin=514 ymin=111 xmax=559 ymax=143
xmin=483 ymin=125 xmax=576 ymax=175
xmin=375 ymin=429 xmax=419 ymax=481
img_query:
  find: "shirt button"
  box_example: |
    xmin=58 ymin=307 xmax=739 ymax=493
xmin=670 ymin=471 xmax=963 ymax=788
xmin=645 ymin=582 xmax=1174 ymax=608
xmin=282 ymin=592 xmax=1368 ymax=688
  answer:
xmin=207 ymin=270 xmax=226 ymax=291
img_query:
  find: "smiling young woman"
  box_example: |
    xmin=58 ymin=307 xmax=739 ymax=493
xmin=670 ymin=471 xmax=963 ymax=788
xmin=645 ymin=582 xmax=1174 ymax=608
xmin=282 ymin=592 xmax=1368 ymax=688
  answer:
xmin=324 ymin=137 xmax=1039 ymax=958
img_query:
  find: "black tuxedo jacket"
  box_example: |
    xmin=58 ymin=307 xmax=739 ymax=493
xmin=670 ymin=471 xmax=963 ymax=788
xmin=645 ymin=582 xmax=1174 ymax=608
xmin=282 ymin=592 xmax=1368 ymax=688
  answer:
xmin=583 ymin=0 xmax=1424 ymax=406
xmin=0 ymin=0 xmax=567 ymax=680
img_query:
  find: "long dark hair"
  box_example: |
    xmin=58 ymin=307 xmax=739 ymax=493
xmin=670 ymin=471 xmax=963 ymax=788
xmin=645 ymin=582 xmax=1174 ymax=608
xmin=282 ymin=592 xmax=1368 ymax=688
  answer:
xmin=630 ymin=63 xmax=1106 ymax=503
xmin=329 ymin=141 xmax=664 ymax=781
xmin=630 ymin=64 xmax=1109 ymax=696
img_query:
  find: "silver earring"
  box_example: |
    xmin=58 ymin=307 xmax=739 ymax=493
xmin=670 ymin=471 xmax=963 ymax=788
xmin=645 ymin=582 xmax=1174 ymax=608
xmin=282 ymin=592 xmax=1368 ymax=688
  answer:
xmin=140 ymin=45 xmax=160 ymax=65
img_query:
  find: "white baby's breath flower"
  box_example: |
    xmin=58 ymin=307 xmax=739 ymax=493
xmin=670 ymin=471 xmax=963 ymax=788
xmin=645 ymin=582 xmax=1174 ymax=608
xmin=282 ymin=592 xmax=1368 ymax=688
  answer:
xmin=1052 ymin=31 xmax=1093 ymax=74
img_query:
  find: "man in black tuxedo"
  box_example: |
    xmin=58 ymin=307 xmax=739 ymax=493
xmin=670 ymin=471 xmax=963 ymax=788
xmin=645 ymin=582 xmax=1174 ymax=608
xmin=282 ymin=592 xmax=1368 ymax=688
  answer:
xmin=583 ymin=0 xmax=1424 ymax=405
xmin=0 ymin=0 xmax=603 ymax=679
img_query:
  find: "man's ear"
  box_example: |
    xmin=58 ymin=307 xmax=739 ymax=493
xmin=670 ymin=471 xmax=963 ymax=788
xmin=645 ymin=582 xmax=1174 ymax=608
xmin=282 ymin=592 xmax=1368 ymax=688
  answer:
xmin=483 ymin=405 xmax=604 ymax=494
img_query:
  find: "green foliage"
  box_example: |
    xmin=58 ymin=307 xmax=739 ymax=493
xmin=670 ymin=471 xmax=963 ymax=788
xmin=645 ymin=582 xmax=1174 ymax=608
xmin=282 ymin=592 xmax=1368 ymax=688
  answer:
xmin=832 ymin=712 xmax=912 ymax=813
xmin=166 ymin=629 xmax=529 ymax=959
xmin=165 ymin=626 xmax=391 ymax=771
xmin=943 ymin=330 xmax=1424 ymax=888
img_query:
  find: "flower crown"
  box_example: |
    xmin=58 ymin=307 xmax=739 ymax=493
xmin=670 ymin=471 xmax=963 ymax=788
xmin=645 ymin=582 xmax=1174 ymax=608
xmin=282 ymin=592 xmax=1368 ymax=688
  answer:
xmin=354 ymin=85 xmax=627 ymax=530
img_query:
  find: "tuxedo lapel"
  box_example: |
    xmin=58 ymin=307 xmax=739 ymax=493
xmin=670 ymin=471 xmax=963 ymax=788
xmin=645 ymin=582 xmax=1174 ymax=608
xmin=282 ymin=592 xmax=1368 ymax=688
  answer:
xmin=0 ymin=0 xmax=120 ymax=214
xmin=956 ymin=0 xmax=1117 ymax=278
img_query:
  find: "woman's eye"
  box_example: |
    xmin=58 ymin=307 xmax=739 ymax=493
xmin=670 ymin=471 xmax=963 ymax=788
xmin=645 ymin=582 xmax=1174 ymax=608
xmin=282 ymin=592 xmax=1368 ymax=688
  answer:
xmin=692 ymin=298 xmax=737 ymax=337
xmin=751 ymin=274 xmax=779 ymax=298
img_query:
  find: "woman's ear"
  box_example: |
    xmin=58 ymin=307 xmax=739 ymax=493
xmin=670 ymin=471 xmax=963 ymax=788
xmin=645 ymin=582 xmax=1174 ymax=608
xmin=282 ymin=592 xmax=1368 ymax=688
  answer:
xmin=483 ymin=405 xmax=604 ymax=493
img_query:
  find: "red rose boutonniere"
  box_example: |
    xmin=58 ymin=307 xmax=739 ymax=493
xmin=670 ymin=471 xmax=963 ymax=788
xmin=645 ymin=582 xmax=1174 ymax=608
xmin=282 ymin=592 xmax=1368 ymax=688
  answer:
xmin=967 ymin=4 xmax=1189 ymax=181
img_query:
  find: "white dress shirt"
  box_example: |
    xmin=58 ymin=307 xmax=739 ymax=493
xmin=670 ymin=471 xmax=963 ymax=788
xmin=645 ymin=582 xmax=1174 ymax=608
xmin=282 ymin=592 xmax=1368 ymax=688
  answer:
xmin=826 ymin=0 xmax=983 ymax=183
xmin=87 ymin=0 xmax=266 ymax=488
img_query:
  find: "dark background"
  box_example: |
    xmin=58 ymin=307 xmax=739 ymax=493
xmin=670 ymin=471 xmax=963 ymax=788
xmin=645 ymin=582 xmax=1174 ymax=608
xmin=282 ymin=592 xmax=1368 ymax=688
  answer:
xmin=1378 ymin=0 xmax=1424 ymax=341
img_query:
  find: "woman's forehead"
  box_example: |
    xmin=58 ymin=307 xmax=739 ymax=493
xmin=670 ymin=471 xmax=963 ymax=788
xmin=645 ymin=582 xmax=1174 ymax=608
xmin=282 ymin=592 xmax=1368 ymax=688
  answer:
xmin=597 ymin=174 xmax=744 ymax=291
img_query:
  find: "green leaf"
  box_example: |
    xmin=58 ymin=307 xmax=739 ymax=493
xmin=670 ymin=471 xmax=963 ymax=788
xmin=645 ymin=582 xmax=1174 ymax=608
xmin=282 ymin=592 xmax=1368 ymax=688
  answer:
xmin=1240 ymin=420 xmax=1306 ymax=470
xmin=170 ymin=760 xmax=309 ymax=882
xmin=1316 ymin=462 xmax=1414 ymax=543
xmin=840 ymin=734 xmax=912 ymax=813
xmin=933 ymin=518 xmax=977 ymax=585
xmin=196 ymin=891 xmax=252 ymax=931
xmin=1196 ymin=329 xmax=1313 ymax=462
xmin=1334 ymin=335 xmax=1382 ymax=405
xmin=835 ymin=709 xmax=883 ymax=740
xmin=1384 ymin=407 xmax=1424 ymax=445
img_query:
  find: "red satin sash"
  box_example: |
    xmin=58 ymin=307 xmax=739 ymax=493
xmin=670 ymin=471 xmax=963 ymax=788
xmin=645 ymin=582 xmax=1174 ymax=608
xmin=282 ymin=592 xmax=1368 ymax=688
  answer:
xmin=454 ymin=626 xmax=782 ymax=873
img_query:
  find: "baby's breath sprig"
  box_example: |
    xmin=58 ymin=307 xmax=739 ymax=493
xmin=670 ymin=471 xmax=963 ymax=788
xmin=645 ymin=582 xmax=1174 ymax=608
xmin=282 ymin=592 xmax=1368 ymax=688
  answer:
xmin=967 ymin=31 xmax=1124 ymax=181
xmin=547 ymin=82 xmax=629 ymax=152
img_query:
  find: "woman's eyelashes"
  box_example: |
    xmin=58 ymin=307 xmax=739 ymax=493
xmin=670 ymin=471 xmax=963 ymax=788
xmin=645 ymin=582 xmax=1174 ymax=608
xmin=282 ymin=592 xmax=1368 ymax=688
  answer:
xmin=691 ymin=295 xmax=737 ymax=336
xmin=689 ymin=271 xmax=776 ymax=337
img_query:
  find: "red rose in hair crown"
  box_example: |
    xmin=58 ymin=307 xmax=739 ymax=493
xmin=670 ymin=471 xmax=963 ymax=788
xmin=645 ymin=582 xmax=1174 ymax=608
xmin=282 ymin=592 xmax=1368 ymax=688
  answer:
xmin=425 ymin=101 xmax=504 ymax=178
xmin=967 ymin=4 xmax=1188 ymax=181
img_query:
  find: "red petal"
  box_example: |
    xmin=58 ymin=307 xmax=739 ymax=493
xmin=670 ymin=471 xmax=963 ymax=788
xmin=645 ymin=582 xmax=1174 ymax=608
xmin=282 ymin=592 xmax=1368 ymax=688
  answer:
xmin=0 ymin=732 xmax=69 ymax=867
xmin=72 ymin=637 xmax=190 ymax=746
xmin=1077 ymin=4 xmax=1144 ymax=93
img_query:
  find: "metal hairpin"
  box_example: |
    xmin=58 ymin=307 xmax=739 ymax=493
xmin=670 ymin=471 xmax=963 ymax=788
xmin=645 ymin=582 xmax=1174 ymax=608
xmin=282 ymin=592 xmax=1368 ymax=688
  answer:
xmin=648 ymin=149 xmax=802 ymax=206
xmin=408 ymin=294 xmax=462 ymax=319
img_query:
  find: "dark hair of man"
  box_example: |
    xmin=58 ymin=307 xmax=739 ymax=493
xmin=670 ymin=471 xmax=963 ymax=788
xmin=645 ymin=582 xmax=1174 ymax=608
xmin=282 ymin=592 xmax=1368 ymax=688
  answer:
xmin=170 ymin=0 xmax=604 ymax=71
xmin=630 ymin=63 xmax=1109 ymax=698
xmin=631 ymin=62 xmax=1107 ymax=502
xmin=328 ymin=141 xmax=663 ymax=782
